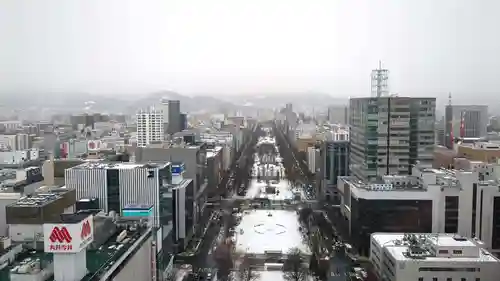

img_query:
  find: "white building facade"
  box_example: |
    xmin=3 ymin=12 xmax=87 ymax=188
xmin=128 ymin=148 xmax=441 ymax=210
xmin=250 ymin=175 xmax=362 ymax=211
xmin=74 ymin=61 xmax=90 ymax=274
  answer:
xmin=136 ymin=108 xmax=164 ymax=147
xmin=370 ymin=232 xmax=500 ymax=281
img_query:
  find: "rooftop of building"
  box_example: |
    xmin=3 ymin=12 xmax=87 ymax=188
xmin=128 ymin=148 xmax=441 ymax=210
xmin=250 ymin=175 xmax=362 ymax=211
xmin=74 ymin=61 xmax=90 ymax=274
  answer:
xmin=70 ymin=162 xmax=170 ymax=170
xmin=7 ymin=187 xmax=73 ymax=208
xmin=371 ymin=232 xmax=499 ymax=263
xmin=342 ymin=163 xmax=472 ymax=192
xmin=206 ymin=146 xmax=222 ymax=158
xmin=459 ymin=141 xmax=500 ymax=150
xmin=0 ymin=219 xmax=152 ymax=281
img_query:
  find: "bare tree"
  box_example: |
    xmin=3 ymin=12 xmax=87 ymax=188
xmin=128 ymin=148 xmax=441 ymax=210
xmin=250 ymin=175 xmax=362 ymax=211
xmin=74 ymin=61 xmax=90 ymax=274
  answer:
xmin=298 ymin=207 xmax=313 ymax=227
xmin=283 ymin=247 xmax=309 ymax=281
xmin=214 ymin=240 xmax=234 ymax=281
xmin=236 ymin=254 xmax=260 ymax=281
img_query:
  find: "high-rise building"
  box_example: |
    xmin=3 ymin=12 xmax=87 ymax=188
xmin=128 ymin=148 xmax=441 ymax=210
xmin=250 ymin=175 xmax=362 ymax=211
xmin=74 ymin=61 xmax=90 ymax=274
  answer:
xmin=445 ymin=104 xmax=488 ymax=140
xmin=136 ymin=107 xmax=164 ymax=148
xmin=161 ymin=99 xmax=181 ymax=135
xmin=180 ymin=113 xmax=187 ymax=131
xmin=349 ymin=96 xmax=436 ymax=181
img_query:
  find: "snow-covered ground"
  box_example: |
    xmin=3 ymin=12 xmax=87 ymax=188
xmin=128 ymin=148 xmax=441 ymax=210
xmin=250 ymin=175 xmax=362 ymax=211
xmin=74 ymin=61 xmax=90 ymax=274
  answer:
xmin=245 ymin=178 xmax=306 ymax=201
xmin=234 ymin=210 xmax=309 ymax=255
xmin=244 ymin=179 xmax=295 ymax=200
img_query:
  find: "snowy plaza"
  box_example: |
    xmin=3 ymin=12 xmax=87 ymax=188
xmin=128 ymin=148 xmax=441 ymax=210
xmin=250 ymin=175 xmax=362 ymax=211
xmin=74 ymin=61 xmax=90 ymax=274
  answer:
xmin=234 ymin=209 xmax=310 ymax=255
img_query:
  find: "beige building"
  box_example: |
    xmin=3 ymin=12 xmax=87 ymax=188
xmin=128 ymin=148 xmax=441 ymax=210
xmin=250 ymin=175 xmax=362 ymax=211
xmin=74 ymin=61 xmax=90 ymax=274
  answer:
xmin=457 ymin=142 xmax=500 ymax=163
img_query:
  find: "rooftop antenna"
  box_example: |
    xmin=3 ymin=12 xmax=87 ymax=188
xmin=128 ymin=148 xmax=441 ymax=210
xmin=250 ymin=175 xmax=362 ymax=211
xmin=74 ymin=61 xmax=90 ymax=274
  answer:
xmin=371 ymin=61 xmax=389 ymax=98
xmin=448 ymin=93 xmax=454 ymax=148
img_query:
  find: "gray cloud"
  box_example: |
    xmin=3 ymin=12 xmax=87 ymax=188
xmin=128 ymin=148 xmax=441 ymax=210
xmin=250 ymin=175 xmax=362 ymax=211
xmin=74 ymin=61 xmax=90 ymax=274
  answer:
xmin=0 ymin=0 xmax=499 ymax=101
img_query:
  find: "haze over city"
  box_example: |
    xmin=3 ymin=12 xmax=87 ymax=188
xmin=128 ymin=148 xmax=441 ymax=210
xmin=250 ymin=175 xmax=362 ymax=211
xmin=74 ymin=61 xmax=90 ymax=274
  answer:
xmin=2 ymin=1 xmax=500 ymax=281
xmin=1 ymin=0 xmax=499 ymax=100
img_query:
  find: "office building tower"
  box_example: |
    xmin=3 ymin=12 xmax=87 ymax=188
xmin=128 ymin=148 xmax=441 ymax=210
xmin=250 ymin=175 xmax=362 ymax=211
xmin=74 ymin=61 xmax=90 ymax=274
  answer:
xmin=445 ymin=104 xmax=488 ymax=140
xmin=65 ymin=162 xmax=172 ymax=226
xmin=349 ymin=96 xmax=436 ymax=181
xmin=320 ymin=140 xmax=349 ymax=201
xmin=161 ymin=99 xmax=181 ymax=135
xmin=327 ymin=105 xmax=348 ymax=124
xmin=180 ymin=113 xmax=187 ymax=131
xmin=136 ymin=107 xmax=164 ymax=148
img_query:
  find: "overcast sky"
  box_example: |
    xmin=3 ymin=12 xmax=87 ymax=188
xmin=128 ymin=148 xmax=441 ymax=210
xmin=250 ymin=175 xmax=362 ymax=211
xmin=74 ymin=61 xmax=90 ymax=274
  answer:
xmin=0 ymin=0 xmax=499 ymax=98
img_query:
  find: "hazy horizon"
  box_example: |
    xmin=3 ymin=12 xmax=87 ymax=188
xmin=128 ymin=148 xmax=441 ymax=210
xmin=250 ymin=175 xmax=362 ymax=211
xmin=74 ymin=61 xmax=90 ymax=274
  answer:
xmin=1 ymin=0 xmax=499 ymax=98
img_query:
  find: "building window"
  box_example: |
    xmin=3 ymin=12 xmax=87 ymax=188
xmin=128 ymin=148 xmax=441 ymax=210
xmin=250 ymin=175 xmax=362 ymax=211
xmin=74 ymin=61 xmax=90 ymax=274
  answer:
xmin=453 ymin=250 xmax=463 ymax=255
xmin=418 ymin=278 xmax=423 ymax=281
xmin=447 ymin=278 xmax=452 ymax=281
xmin=433 ymin=278 xmax=437 ymax=281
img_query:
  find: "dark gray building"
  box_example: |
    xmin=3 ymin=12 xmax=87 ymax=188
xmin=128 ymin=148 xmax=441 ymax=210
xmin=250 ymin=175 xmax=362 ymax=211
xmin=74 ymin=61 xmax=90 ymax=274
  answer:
xmin=134 ymin=144 xmax=208 ymax=226
xmin=320 ymin=140 xmax=349 ymax=202
xmin=161 ymin=100 xmax=181 ymax=135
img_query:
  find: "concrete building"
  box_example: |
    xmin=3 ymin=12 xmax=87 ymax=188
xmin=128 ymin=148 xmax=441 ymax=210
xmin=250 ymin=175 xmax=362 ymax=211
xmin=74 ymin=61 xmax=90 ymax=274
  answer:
xmin=0 ymin=211 xmax=158 ymax=281
xmin=327 ymin=105 xmax=348 ymax=124
xmin=457 ymin=142 xmax=500 ymax=163
xmin=134 ymin=144 xmax=208 ymax=225
xmin=64 ymin=162 xmax=195 ymax=252
xmin=6 ymin=188 xmax=76 ymax=246
xmin=307 ymin=146 xmax=319 ymax=174
xmin=445 ymin=105 xmax=488 ymax=141
xmin=338 ymin=163 xmax=500 ymax=256
xmin=0 ymin=121 xmax=22 ymax=132
xmin=169 ymin=163 xmax=195 ymax=251
xmin=64 ymin=162 xmax=171 ymax=227
xmin=370 ymin=232 xmax=500 ymax=281
xmin=206 ymin=146 xmax=224 ymax=197
xmin=320 ymin=140 xmax=349 ymax=202
xmin=161 ymin=99 xmax=181 ymax=135
xmin=0 ymin=134 xmax=32 ymax=151
xmin=349 ymin=96 xmax=436 ymax=181
xmin=433 ymin=145 xmax=457 ymax=169
xmin=136 ymin=107 xmax=164 ymax=147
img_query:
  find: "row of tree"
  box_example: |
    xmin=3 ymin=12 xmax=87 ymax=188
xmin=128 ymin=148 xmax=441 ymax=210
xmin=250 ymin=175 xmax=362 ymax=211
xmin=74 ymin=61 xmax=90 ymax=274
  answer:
xmin=229 ymin=247 xmax=310 ymax=281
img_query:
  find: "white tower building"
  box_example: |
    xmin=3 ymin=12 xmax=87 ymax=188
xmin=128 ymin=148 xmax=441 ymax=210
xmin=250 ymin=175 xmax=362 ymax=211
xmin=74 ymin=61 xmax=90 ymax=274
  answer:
xmin=136 ymin=107 xmax=164 ymax=147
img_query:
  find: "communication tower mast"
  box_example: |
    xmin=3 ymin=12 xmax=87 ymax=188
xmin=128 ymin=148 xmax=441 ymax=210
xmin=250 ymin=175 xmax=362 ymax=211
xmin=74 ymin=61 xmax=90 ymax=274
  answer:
xmin=371 ymin=61 xmax=389 ymax=97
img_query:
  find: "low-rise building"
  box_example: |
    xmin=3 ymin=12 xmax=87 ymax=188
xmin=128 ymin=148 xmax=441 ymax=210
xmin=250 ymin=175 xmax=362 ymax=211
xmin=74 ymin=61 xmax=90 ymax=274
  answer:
xmin=458 ymin=141 xmax=500 ymax=163
xmin=0 ymin=211 xmax=158 ymax=281
xmin=370 ymin=233 xmax=500 ymax=281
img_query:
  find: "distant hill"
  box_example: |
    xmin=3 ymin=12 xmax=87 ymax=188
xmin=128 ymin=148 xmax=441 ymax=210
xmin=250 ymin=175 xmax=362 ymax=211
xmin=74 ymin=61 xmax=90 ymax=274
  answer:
xmin=0 ymin=91 xmax=237 ymax=114
xmin=220 ymin=92 xmax=348 ymax=110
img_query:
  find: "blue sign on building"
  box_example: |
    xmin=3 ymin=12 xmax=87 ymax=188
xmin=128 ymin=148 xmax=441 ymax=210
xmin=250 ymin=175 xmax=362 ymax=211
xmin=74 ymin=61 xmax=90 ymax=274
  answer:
xmin=171 ymin=163 xmax=185 ymax=175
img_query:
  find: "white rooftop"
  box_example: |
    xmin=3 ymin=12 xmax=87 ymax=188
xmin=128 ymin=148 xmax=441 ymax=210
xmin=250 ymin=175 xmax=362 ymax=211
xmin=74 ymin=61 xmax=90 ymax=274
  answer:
xmin=72 ymin=162 xmax=170 ymax=170
xmin=372 ymin=233 xmax=499 ymax=263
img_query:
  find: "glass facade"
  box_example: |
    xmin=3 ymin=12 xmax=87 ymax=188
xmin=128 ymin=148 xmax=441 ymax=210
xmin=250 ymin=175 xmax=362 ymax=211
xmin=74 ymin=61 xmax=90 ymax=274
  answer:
xmin=351 ymin=198 xmax=433 ymax=255
xmin=158 ymin=166 xmax=173 ymax=227
xmin=106 ymin=169 xmax=120 ymax=213
xmin=157 ymin=165 xmax=173 ymax=281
